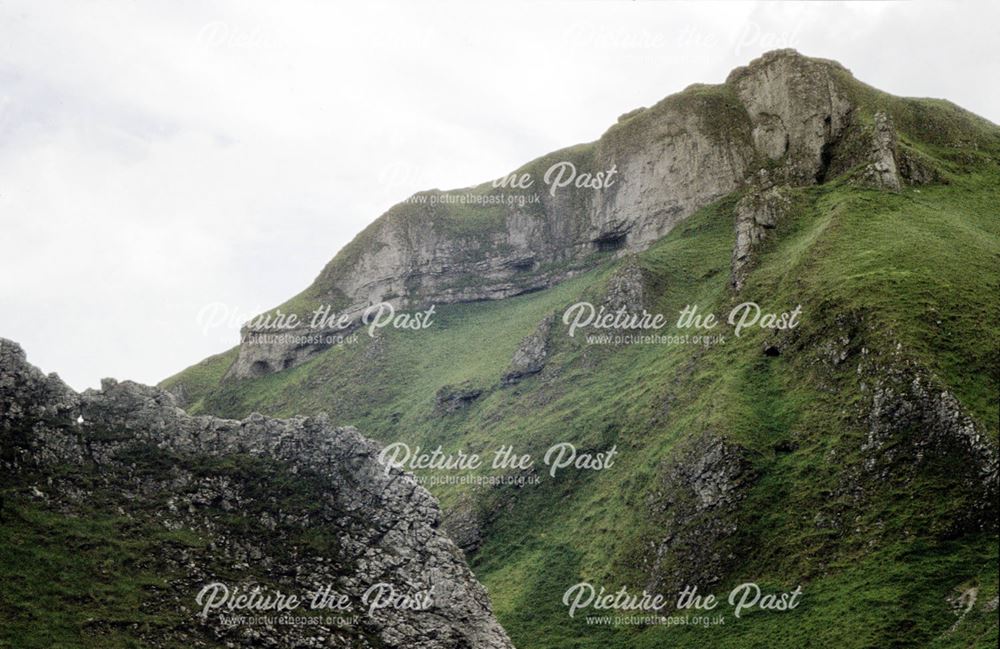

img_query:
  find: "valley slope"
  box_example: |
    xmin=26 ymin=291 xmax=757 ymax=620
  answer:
xmin=163 ymin=50 xmax=1000 ymax=648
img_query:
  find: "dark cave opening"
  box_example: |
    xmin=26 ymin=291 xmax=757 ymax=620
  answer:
xmin=593 ymin=232 xmax=627 ymax=252
xmin=815 ymin=142 xmax=833 ymax=184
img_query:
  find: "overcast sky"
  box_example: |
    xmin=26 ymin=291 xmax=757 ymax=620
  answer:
xmin=1 ymin=1 xmax=997 ymax=390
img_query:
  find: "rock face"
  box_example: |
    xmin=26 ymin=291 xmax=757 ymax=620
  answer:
xmin=731 ymin=178 xmax=792 ymax=290
xmin=435 ymin=382 xmax=485 ymax=413
xmin=501 ymin=316 xmax=554 ymax=386
xmin=727 ymin=50 xmax=853 ymax=184
xmin=225 ymin=49 xmax=945 ymax=379
xmin=859 ymin=112 xmax=902 ymax=191
xmin=644 ymin=432 xmax=757 ymax=593
xmin=227 ymin=331 xmax=335 ymax=379
xmin=442 ymin=494 xmax=486 ymax=555
xmin=602 ymin=257 xmax=648 ymax=314
xmin=0 ymin=338 xmax=514 ymax=649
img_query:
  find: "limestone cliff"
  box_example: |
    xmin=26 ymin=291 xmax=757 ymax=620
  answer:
xmin=224 ymin=49 xmax=970 ymax=379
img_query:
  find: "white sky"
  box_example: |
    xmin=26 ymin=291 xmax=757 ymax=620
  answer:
xmin=1 ymin=1 xmax=997 ymax=390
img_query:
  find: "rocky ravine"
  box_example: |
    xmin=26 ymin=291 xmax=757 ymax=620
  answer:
xmin=227 ymin=49 xmax=944 ymax=380
xmin=0 ymin=338 xmax=514 ymax=649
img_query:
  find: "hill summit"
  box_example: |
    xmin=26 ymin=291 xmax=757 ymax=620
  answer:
xmin=218 ymin=49 xmax=996 ymax=382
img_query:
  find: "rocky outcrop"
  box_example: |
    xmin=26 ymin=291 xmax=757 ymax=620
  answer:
xmin=442 ymin=493 xmax=486 ymax=555
xmin=727 ymin=49 xmax=853 ymax=184
xmin=896 ymin=145 xmax=941 ymax=185
xmin=226 ymin=49 xmax=944 ymax=379
xmin=798 ymin=317 xmax=998 ymax=538
xmin=227 ymin=329 xmax=341 ymax=379
xmin=501 ymin=316 xmax=554 ymax=386
xmin=859 ymin=112 xmax=902 ymax=191
xmin=587 ymin=87 xmax=751 ymax=255
xmin=0 ymin=338 xmax=514 ymax=649
xmin=644 ymin=432 xmax=757 ymax=593
xmin=602 ymin=257 xmax=648 ymax=314
xmin=858 ymin=347 xmax=999 ymax=529
xmin=731 ymin=176 xmax=792 ymax=290
xmin=435 ymin=382 xmax=484 ymax=413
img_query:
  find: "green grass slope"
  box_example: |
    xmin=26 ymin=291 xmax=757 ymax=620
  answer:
xmin=161 ymin=132 xmax=1000 ymax=647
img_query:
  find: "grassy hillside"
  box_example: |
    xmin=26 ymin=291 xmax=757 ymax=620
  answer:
xmin=161 ymin=126 xmax=1000 ymax=647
